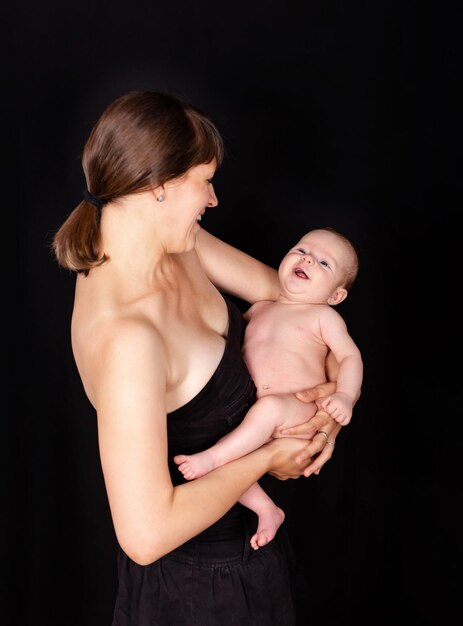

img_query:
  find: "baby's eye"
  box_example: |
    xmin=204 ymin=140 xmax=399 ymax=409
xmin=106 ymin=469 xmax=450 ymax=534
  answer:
xmin=320 ymin=260 xmax=330 ymax=268
xmin=296 ymin=248 xmax=306 ymax=254
xmin=207 ymin=179 xmax=214 ymax=184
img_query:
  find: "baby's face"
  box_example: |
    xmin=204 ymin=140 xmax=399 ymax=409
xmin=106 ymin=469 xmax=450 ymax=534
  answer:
xmin=277 ymin=230 xmax=350 ymax=304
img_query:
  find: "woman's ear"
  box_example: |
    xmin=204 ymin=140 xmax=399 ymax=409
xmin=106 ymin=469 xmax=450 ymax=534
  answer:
xmin=327 ymin=287 xmax=347 ymax=306
xmin=151 ymin=185 xmax=165 ymax=203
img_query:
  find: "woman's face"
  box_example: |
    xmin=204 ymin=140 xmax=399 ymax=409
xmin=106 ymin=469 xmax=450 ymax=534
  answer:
xmin=163 ymin=160 xmax=218 ymax=252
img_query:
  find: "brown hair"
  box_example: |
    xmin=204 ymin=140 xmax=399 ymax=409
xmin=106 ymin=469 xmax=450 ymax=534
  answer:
xmin=53 ymin=91 xmax=224 ymax=273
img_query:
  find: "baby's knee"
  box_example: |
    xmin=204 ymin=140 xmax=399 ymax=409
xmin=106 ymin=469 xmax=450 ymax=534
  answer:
xmin=257 ymin=394 xmax=287 ymax=418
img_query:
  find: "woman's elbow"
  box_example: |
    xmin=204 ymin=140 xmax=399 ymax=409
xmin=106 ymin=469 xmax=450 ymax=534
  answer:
xmin=118 ymin=533 xmax=168 ymax=566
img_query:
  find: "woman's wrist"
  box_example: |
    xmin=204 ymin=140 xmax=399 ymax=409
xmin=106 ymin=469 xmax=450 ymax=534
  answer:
xmin=255 ymin=438 xmax=295 ymax=475
xmin=248 ymin=443 xmax=275 ymax=475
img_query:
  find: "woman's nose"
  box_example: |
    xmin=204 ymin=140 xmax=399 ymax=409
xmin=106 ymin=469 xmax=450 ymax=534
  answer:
xmin=208 ymin=186 xmax=218 ymax=207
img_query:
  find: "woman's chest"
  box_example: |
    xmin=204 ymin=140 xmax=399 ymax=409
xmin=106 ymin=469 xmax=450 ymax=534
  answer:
xmin=158 ymin=283 xmax=231 ymax=413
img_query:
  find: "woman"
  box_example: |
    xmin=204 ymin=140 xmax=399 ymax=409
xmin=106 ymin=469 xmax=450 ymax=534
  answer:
xmin=53 ymin=91 xmax=343 ymax=625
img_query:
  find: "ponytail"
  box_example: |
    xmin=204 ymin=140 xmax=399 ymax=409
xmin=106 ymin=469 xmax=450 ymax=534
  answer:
xmin=52 ymin=198 xmax=107 ymax=273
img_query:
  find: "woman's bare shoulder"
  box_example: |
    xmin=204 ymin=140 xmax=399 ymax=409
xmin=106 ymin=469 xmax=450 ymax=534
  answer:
xmin=72 ymin=309 xmax=167 ymax=409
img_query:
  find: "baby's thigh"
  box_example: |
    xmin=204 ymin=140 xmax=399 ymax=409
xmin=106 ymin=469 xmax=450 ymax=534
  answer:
xmin=259 ymin=393 xmax=317 ymax=437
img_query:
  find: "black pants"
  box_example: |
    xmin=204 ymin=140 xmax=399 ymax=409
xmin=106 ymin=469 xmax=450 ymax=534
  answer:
xmin=112 ymin=513 xmax=296 ymax=626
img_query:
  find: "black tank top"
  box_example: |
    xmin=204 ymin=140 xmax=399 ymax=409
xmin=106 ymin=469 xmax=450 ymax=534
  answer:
xmin=166 ymin=295 xmax=257 ymax=540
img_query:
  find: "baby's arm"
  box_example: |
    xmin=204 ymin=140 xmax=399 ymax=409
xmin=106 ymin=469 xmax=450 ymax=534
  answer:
xmin=317 ymin=307 xmax=363 ymax=425
xmin=321 ymin=392 xmax=354 ymax=425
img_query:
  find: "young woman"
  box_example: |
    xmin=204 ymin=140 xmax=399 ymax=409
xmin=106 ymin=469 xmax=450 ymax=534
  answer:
xmin=53 ymin=90 xmax=342 ymax=625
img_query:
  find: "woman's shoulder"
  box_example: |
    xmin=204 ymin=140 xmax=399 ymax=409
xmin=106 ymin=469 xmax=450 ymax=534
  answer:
xmin=74 ymin=304 xmax=164 ymax=363
xmin=72 ymin=301 xmax=167 ymax=408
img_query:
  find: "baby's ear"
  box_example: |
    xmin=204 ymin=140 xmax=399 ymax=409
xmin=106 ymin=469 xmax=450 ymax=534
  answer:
xmin=328 ymin=287 xmax=347 ymax=306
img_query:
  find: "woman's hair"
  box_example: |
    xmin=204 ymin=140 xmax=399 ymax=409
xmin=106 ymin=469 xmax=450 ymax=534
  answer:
xmin=53 ymin=91 xmax=224 ymax=273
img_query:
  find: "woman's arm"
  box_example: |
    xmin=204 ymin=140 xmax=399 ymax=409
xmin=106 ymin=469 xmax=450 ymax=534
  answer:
xmin=94 ymin=320 xmax=311 ymax=565
xmin=196 ymin=228 xmax=280 ymax=303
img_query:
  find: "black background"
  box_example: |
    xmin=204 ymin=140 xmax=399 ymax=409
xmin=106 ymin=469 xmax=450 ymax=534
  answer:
xmin=5 ymin=1 xmax=461 ymax=625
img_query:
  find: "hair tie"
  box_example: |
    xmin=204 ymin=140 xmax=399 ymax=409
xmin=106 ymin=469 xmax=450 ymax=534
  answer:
xmin=83 ymin=189 xmax=104 ymax=210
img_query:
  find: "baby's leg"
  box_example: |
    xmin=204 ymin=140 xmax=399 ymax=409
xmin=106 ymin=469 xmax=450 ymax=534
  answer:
xmin=239 ymin=482 xmax=285 ymax=550
xmin=270 ymin=393 xmax=318 ymax=439
xmin=174 ymin=394 xmax=311 ymax=480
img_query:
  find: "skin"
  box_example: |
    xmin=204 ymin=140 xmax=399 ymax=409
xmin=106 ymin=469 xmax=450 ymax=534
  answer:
xmin=196 ymin=228 xmax=345 ymax=474
xmin=175 ymin=230 xmax=363 ymax=548
xmin=71 ymin=161 xmax=342 ymax=566
xmin=254 ymin=229 xmax=363 ymax=425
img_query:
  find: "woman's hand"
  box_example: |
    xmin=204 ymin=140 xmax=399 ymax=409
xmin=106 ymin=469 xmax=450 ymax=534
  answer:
xmin=279 ymin=381 xmax=342 ymax=478
xmin=296 ymin=412 xmax=341 ymax=477
xmin=263 ymin=437 xmax=321 ymax=480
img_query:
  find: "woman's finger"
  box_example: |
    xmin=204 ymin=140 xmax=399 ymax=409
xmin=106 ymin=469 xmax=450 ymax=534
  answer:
xmin=297 ymin=420 xmax=342 ymax=474
xmin=303 ymin=442 xmax=336 ymax=477
xmin=280 ymin=409 xmax=334 ymax=437
xmin=295 ymin=381 xmax=337 ymax=404
xmin=293 ymin=427 xmax=333 ymax=463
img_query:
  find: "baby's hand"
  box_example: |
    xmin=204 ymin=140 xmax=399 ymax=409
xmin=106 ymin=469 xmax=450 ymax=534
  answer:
xmin=320 ymin=392 xmax=353 ymax=426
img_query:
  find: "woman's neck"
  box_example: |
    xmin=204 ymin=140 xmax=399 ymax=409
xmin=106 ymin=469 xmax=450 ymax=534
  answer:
xmin=98 ymin=195 xmax=173 ymax=289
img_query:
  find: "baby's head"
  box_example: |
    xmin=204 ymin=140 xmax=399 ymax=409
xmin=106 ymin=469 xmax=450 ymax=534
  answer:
xmin=278 ymin=228 xmax=359 ymax=305
xmin=313 ymin=227 xmax=359 ymax=290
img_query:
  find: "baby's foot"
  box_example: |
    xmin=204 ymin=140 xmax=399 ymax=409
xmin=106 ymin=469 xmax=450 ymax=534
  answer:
xmin=173 ymin=450 xmax=216 ymax=480
xmin=250 ymin=506 xmax=285 ymax=550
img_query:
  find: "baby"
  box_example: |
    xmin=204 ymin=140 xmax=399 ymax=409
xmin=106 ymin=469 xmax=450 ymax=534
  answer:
xmin=175 ymin=228 xmax=363 ymax=548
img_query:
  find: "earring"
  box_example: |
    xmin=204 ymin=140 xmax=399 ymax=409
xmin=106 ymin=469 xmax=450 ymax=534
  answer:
xmin=157 ymin=194 xmax=164 ymax=202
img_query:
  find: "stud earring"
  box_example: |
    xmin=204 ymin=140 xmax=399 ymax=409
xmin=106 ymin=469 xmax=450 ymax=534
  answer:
xmin=157 ymin=194 xmax=164 ymax=202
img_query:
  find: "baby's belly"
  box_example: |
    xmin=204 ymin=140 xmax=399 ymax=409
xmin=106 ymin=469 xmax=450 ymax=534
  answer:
xmin=249 ymin=352 xmax=326 ymax=395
